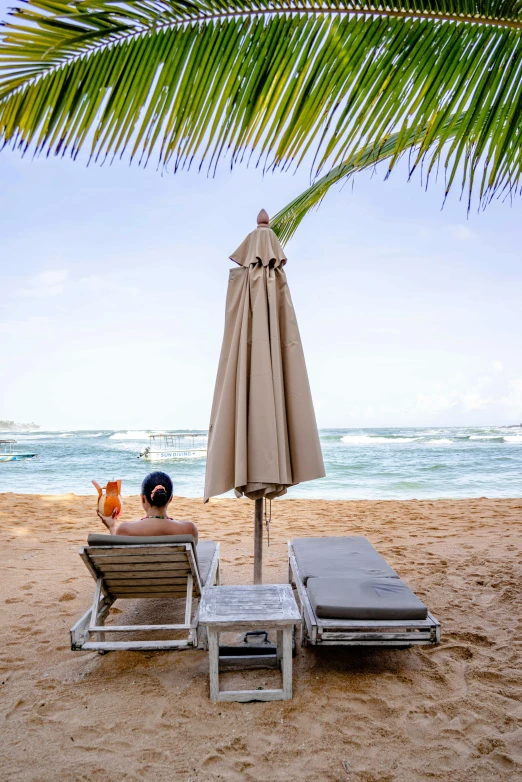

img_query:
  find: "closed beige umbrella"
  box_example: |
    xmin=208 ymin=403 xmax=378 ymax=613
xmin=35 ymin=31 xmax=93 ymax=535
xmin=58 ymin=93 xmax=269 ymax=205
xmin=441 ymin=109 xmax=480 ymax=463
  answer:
xmin=204 ymin=210 xmax=325 ymax=583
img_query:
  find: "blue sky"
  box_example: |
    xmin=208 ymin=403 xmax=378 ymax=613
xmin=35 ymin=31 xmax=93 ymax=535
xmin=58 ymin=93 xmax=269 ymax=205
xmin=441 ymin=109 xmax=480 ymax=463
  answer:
xmin=1 ymin=6 xmax=521 ymax=430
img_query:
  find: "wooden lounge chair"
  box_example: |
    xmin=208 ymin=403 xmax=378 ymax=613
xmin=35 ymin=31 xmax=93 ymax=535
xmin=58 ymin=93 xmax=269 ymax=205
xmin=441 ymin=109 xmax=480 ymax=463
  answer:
xmin=288 ymin=537 xmax=440 ymax=647
xmin=70 ymin=534 xmax=220 ymax=652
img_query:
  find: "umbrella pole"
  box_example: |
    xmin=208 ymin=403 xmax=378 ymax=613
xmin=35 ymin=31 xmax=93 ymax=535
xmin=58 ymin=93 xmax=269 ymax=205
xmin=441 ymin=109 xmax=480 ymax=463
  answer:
xmin=254 ymin=498 xmax=263 ymax=584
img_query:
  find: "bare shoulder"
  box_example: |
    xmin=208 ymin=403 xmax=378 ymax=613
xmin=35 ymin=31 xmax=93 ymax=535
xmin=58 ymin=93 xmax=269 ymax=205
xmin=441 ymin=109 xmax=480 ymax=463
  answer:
xmin=168 ymin=519 xmax=198 ymax=534
xmin=167 ymin=518 xmax=198 ymax=542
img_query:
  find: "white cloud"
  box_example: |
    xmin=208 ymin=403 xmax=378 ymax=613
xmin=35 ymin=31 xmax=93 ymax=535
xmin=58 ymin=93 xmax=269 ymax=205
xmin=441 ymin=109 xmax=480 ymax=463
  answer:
xmin=16 ymin=270 xmax=68 ymax=298
xmin=501 ymin=378 xmax=522 ymax=419
xmin=492 ymin=361 xmax=504 ymax=373
xmin=414 ymin=392 xmax=457 ymax=415
xmin=414 ymin=386 xmax=493 ymax=415
xmin=460 ymin=392 xmax=492 ymax=411
xmin=78 ymin=274 xmax=142 ymax=298
xmin=0 ymin=316 xmax=50 ymax=335
xmin=450 ymin=224 xmax=475 ymax=241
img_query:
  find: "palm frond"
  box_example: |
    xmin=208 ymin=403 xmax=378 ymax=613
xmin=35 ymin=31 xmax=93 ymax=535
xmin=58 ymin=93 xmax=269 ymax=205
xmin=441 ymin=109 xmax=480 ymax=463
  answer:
xmin=271 ymin=115 xmax=466 ymax=243
xmin=1 ymin=0 xmax=522 ymax=204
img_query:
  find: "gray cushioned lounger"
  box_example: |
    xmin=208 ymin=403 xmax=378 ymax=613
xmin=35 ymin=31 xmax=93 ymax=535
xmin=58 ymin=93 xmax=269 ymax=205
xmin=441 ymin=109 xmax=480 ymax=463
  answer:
xmin=292 ymin=536 xmax=399 ymax=584
xmin=307 ymin=576 xmax=428 ymax=620
xmin=288 ymin=535 xmax=440 ymax=646
xmin=86 ymin=533 xmax=216 ymax=585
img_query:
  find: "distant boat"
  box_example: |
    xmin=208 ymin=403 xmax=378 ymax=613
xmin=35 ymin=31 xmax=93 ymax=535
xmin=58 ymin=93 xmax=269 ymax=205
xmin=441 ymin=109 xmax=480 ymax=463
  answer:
xmin=0 ymin=439 xmax=38 ymax=462
xmin=138 ymin=433 xmax=207 ymax=461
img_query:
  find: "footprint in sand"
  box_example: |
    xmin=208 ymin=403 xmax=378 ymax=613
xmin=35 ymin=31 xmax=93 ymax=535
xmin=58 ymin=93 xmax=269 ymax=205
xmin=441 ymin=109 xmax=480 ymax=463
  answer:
xmin=5 ymin=698 xmax=27 ymax=720
xmin=450 ymin=631 xmax=494 ymax=647
xmin=202 ymin=753 xmax=255 ymax=780
xmin=433 ymin=644 xmax=473 ymax=661
xmin=477 ymin=737 xmax=505 ymax=755
xmin=58 ymin=591 xmax=77 ymax=602
xmin=488 ymin=751 xmax=517 ymax=772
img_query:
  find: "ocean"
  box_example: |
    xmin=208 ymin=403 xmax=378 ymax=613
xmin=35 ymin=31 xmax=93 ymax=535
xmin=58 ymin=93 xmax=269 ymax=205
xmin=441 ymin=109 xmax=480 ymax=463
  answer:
xmin=1 ymin=427 xmax=521 ymax=500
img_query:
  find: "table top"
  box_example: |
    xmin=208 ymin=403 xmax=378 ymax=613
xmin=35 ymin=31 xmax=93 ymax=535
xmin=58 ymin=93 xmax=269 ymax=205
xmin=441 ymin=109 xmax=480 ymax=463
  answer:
xmin=199 ymin=584 xmax=301 ymax=627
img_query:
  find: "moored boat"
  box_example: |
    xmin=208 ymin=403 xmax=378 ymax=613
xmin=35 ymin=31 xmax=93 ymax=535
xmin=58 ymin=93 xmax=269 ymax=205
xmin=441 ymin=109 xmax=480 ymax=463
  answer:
xmin=138 ymin=433 xmax=207 ymax=461
xmin=0 ymin=439 xmax=38 ymax=462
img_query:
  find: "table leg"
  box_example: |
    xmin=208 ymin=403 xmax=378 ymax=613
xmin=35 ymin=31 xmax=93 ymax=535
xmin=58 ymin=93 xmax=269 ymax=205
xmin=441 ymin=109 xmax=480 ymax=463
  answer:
xmin=208 ymin=627 xmax=220 ymax=701
xmin=282 ymin=626 xmax=292 ymax=700
xmin=276 ymin=630 xmax=283 ymax=667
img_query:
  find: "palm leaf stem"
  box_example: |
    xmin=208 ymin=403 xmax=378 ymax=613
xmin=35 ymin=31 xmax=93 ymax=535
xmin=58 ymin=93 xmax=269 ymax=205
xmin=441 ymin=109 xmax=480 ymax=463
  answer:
xmin=270 ymin=115 xmax=464 ymax=243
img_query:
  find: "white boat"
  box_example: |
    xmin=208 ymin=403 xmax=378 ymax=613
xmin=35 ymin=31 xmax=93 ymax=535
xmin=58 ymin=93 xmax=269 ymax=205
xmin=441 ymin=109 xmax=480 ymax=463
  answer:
xmin=0 ymin=439 xmax=38 ymax=462
xmin=138 ymin=433 xmax=207 ymax=461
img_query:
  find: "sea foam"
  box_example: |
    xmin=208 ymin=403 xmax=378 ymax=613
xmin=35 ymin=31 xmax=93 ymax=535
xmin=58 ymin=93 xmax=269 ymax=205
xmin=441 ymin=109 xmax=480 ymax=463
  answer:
xmin=109 ymin=431 xmax=151 ymax=440
xmin=341 ymin=435 xmax=416 ymax=444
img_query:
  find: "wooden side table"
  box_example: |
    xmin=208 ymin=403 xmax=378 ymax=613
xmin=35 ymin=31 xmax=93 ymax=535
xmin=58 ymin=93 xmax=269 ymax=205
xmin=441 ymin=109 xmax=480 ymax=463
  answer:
xmin=199 ymin=584 xmax=301 ymax=702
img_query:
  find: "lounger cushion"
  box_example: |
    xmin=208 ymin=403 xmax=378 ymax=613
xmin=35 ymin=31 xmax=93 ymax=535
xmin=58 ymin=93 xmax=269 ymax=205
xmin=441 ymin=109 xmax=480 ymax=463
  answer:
xmin=86 ymin=534 xmax=217 ymax=585
xmin=307 ymin=576 xmax=428 ymax=620
xmin=293 ymin=536 xmax=399 ymax=584
xmin=196 ymin=541 xmax=218 ymax=585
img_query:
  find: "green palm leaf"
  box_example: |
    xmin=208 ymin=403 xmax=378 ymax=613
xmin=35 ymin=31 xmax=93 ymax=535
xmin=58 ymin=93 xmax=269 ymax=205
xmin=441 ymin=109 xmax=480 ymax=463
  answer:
xmin=1 ymin=0 xmax=522 ymax=204
xmin=271 ymin=114 xmax=466 ymax=243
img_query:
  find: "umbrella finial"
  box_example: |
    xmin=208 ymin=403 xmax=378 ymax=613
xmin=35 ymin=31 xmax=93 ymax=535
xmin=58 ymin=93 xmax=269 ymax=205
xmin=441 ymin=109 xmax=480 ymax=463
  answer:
xmin=257 ymin=209 xmax=270 ymax=227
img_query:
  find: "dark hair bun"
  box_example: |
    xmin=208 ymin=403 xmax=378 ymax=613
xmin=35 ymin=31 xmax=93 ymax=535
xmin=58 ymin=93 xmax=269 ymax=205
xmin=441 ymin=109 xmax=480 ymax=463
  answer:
xmin=141 ymin=471 xmax=173 ymax=507
xmin=150 ymin=488 xmax=167 ymax=507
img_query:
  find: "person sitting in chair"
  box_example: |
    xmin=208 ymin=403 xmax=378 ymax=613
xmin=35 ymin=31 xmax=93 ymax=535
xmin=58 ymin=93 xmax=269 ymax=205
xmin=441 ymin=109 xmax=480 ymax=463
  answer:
xmin=97 ymin=470 xmax=198 ymax=543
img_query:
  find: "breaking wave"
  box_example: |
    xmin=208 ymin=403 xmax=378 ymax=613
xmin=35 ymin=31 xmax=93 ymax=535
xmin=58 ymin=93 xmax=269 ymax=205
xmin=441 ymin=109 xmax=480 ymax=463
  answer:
xmin=341 ymin=435 xmax=416 ymax=445
xmin=109 ymin=431 xmax=151 ymax=440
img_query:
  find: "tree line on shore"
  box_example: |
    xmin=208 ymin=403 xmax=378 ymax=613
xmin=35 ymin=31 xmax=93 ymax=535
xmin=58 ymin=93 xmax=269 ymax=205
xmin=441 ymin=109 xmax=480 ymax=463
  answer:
xmin=0 ymin=420 xmax=40 ymax=431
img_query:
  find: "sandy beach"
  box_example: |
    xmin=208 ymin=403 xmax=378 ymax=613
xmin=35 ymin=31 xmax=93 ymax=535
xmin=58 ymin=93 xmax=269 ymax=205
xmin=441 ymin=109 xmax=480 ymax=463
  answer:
xmin=1 ymin=493 xmax=522 ymax=781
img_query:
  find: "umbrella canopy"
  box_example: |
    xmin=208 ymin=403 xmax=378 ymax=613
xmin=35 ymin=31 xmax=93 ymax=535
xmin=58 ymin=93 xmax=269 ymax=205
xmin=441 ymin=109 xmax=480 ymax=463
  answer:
xmin=204 ymin=210 xmax=325 ymax=507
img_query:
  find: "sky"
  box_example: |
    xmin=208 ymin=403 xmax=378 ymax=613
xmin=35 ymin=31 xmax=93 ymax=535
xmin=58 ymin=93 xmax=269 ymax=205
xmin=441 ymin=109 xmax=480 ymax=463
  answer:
xmin=1 ymin=8 xmax=521 ymax=431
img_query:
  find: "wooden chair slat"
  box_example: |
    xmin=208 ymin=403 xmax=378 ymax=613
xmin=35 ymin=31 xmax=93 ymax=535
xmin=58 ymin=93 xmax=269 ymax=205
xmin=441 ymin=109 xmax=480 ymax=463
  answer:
xmin=105 ymin=574 xmax=190 ymax=584
xmin=89 ymin=555 xmax=190 ymax=566
xmin=86 ymin=546 xmax=189 ymax=557
xmin=109 ymin=582 xmax=192 ymax=595
xmin=105 ymin=578 xmax=192 ymax=587
xmin=109 ymin=591 xmax=191 ymax=599
xmin=99 ymin=566 xmax=191 ymax=576
xmin=99 ymin=563 xmax=192 ymax=573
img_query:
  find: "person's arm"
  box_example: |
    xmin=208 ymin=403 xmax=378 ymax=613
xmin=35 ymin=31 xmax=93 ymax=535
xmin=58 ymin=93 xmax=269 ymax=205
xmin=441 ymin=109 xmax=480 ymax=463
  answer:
xmin=97 ymin=509 xmax=120 ymax=535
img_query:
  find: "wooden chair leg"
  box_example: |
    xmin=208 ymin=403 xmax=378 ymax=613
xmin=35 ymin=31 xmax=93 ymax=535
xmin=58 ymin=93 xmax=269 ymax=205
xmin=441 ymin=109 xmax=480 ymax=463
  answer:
xmin=276 ymin=630 xmax=283 ymax=666
xmin=87 ymin=578 xmax=108 ymax=653
xmin=185 ymin=574 xmax=193 ymax=626
xmin=89 ymin=578 xmax=105 ymax=637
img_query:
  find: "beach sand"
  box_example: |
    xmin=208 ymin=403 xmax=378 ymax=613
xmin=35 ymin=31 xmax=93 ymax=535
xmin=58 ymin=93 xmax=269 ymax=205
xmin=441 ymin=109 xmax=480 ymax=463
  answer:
xmin=1 ymin=494 xmax=522 ymax=781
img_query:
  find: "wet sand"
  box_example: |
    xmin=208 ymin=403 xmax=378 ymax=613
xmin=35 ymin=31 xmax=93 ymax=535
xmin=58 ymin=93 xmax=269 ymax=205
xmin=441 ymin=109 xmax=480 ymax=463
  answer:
xmin=1 ymin=493 xmax=522 ymax=781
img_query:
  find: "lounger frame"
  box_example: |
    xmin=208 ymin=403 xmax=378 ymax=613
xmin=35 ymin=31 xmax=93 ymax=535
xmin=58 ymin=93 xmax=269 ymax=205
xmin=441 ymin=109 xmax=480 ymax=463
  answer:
xmin=288 ymin=542 xmax=440 ymax=647
xmin=71 ymin=542 xmax=220 ymax=652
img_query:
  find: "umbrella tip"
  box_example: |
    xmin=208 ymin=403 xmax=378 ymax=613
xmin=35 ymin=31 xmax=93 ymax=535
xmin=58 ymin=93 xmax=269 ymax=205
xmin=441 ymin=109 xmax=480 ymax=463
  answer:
xmin=257 ymin=209 xmax=270 ymax=226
